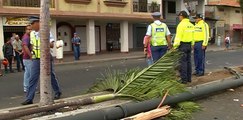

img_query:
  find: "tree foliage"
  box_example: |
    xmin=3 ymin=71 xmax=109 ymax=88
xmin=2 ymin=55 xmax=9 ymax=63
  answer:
xmin=89 ymin=50 xmax=185 ymax=101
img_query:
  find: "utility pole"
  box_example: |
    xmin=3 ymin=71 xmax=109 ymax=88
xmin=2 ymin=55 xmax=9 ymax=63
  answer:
xmin=39 ymin=0 xmax=53 ymax=106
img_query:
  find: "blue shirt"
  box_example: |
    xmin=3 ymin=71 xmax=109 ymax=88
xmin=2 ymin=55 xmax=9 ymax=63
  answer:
xmin=72 ymin=37 xmax=81 ymax=46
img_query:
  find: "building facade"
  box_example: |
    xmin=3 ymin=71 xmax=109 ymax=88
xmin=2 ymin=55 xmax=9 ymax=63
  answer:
xmin=206 ymin=0 xmax=243 ymax=45
xmin=0 ymin=0 xmax=205 ymax=56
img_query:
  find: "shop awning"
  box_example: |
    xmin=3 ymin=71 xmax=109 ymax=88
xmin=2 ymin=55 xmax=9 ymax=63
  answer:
xmin=232 ymin=24 xmax=243 ymax=30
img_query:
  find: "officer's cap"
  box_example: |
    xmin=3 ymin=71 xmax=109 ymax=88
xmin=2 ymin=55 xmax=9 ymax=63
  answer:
xmin=178 ymin=11 xmax=189 ymax=18
xmin=29 ymin=16 xmax=40 ymax=24
xmin=151 ymin=12 xmax=161 ymax=17
xmin=194 ymin=14 xmax=203 ymax=19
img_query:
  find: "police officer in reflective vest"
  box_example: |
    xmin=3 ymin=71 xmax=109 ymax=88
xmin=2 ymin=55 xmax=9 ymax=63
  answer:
xmin=173 ymin=11 xmax=194 ymax=84
xmin=144 ymin=12 xmax=172 ymax=62
xmin=21 ymin=16 xmax=62 ymax=105
xmin=193 ymin=14 xmax=209 ymax=76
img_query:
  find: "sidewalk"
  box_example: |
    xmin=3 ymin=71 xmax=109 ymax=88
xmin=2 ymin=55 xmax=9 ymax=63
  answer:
xmin=55 ymin=43 xmax=242 ymax=66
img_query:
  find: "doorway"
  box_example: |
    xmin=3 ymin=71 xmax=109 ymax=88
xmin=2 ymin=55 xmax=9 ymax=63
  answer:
xmin=106 ymin=23 xmax=120 ymax=51
xmin=233 ymin=30 xmax=241 ymax=43
xmin=57 ymin=25 xmax=72 ymax=51
xmin=75 ymin=26 xmax=101 ymax=53
xmin=3 ymin=26 xmax=25 ymax=42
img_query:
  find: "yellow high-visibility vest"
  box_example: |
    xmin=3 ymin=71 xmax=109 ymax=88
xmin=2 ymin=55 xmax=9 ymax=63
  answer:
xmin=173 ymin=19 xmax=195 ymax=49
xmin=150 ymin=23 xmax=167 ymax=46
xmin=30 ymin=31 xmax=41 ymax=59
xmin=194 ymin=20 xmax=210 ymax=46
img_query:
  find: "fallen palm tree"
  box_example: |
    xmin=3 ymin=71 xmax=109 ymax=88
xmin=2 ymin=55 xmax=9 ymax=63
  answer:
xmin=0 ymin=50 xmax=184 ymax=120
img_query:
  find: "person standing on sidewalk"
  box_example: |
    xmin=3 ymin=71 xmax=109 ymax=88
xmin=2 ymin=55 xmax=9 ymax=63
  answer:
xmin=13 ymin=35 xmax=25 ymax=72
xmin=144 ymin=12 xmax=172 ymax=62
xmin=3 ymin=38 xmax=14 ymax=73
xmin=56 ymin=38 xmax=64 ymax=63
xmin=21 ymin=16 xmax=62 ymax=105
xmin=72 ymin=33 xmax=81 ymax=60
xmin=173 ymin=11 xmax=194 ymax=84
xmin=22 ymin=25 xmax=32 ymax=93
xmin=193 ymin=14 xmax=209 ymax=76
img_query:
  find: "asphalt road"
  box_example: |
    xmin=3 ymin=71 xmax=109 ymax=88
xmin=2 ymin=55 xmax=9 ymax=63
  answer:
xmin=0 ymin=49 xmax=243 ymax=119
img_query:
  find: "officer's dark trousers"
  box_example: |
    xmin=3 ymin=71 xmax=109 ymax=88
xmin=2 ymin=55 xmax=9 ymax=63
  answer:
xmin=178 ymin=42 xmax=192 ymax=82
xmin=26 ymin=58 xmax=61 ymax=102
xmin=194 ymin=41 xmax=205 ymax=74
xmin=151 ymin=45 xmax=168 ymax=62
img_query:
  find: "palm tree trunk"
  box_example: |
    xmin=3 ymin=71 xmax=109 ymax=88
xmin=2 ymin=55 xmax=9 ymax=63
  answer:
xmin=0 ymin=94 xmax=117 ymax=120
xmin=39 ymin=0 xmax=53 ymax=106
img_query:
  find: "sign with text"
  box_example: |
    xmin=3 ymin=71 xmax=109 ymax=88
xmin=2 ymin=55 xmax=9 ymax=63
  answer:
xmin=3 ymin=17 xmax=30 ymax=26
xmin=3 ymin=17 xmax=52 ymax=26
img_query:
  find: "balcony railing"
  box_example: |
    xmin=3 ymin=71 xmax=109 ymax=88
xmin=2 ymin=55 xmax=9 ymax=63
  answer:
xmin=3 ymin=0 xmax=55 ymax=8
xmin=133 ymin=2 xmax=160 ymax=13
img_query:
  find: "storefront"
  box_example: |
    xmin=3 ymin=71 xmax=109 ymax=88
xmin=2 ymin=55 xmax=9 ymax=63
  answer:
xmin=0 ymin=16 xmax=29 ymax=55
xmin=56 ymin=20 xmax=102 ymax=53
xmin=2 ymin=17 xmax=29 ymax=42
xmin=232 ymin=24 xmax=243 ymax=43
xmin=56 ymin=19 xmax=134 ymax=53
xmin=0 ymin=16 xmax=57 ymax=56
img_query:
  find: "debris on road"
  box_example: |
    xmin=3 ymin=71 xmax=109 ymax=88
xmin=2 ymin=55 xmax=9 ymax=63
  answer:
xmin=228 ymin=89 xmax=235 ymax=92
xmin=122 ymin=106 xmax=171 ymax=120
xmin=54 ymin=112 xmax=63 ymax=116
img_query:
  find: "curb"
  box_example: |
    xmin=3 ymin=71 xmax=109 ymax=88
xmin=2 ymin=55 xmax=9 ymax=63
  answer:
xmin=54 ymin=56 xmax=145 ymax=66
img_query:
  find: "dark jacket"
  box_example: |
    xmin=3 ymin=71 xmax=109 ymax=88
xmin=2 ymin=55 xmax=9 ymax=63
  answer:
xmin=3 ymin=43 xmax=13 ymax=57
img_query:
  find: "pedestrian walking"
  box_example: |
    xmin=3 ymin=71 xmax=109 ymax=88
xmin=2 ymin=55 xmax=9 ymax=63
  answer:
xmin=224 ymin=34 xmax=230 ymax=50
xmin=3 ymin=38 xmax=14 ymax=73
xmin=143 ymin=36 xmax=153 ymax=66
xmin=173 ymin=11 xmax=194 ymax=84
xmin=193 ymin=14 xmax=209 ymax=76
xmin=21 ymin=16 xmax=62 ymax=105
xmin=22 ymin=25 xmax=32 ymax=93
xmin=72 ymin=33 xmax=81 ymax=60
xmin=13 ymin=35 xmax=25 ymax=72
xmin=144 ymin=12 xmax=172 ymax=62
xmin=56 ymin=38 xmax=64 ymax=63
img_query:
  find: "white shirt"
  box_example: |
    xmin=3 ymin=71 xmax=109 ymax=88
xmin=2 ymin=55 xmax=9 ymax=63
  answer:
xmin=225 ymin=37 xmax=230 ymax=43
xmin=146 ymin=20 xmax=171 ymax=36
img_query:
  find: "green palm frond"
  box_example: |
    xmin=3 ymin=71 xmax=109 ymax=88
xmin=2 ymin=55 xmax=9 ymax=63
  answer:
xmin=116 ymin=50 xmax=184 ymax=100
xmin=165 ymin=101 xmax=201 ymax=120
xmin=88 ymin=68 xmax=141 ymax=93
xmin=177 ymin=101 xmax=201 ymax=113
